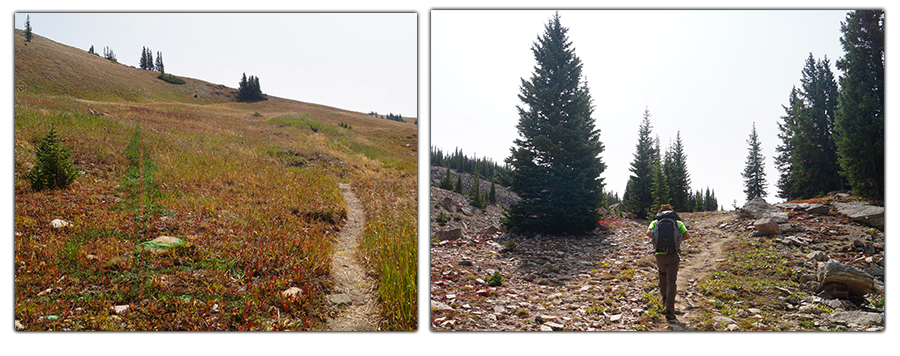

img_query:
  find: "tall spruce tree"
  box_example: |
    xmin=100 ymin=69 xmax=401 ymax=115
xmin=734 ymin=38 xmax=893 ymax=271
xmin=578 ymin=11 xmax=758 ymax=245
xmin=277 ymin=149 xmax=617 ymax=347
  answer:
xmin=503 ymin=12 xmax=605 ymax=235
xmin=439 ymin=165 xmax=454 ymax=190
xmin=775 ymin=54 xmax=841 ymax=200
xmin=663 ymin=131 xmax=691 ymax=211
xmin=742 ymin=122 xmax=768 ymax=201
xmin=24 ymin=15 xmax=33 ymax=42
xmin=835 ymin=10 xmax=884 ymax=200
xmin=155 ymin=51 xmax=164 ymax=73
xmin=624 ymin=108 xmax=656 ymax=219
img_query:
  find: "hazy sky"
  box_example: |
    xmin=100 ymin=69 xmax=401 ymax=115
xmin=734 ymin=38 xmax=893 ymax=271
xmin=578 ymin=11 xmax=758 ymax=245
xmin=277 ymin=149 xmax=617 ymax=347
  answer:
xmin=13 ymin=12 xmax=418 ymax=117
xmin=432 ymin=9 xmax=854 ymax=208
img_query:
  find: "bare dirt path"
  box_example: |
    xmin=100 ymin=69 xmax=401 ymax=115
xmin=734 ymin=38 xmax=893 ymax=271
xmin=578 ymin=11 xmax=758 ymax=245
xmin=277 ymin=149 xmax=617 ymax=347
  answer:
xmin=667 ymin=212 xmax=735 ymax=330
xmin=327 ymin=183 xmax=381 ymax=331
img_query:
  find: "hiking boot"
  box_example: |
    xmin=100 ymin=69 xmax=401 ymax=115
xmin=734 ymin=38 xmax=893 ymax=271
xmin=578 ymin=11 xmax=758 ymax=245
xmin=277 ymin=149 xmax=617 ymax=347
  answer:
xmin=665 ymin=310 xmax=677 ymax=320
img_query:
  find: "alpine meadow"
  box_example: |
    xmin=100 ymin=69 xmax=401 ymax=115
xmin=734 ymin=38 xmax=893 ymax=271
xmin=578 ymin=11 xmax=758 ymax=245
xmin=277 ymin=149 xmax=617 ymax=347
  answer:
xmin=14 ymin=20 xmax=416 ymax=331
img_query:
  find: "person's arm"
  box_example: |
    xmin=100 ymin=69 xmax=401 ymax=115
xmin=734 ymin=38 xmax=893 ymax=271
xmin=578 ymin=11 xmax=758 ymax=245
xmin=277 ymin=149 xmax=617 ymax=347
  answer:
xmin=646 ymin=220 xmax=656 ymax=239
xmin=678 ymin=221 xmax=690 ymax=241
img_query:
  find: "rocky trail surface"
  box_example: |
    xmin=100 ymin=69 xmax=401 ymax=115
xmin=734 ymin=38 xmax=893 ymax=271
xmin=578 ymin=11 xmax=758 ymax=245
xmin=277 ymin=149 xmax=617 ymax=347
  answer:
xmin=327 ymin=183 xmax=381 ymax=331
xmin=430 ymin=168 xmax=885 ymax=331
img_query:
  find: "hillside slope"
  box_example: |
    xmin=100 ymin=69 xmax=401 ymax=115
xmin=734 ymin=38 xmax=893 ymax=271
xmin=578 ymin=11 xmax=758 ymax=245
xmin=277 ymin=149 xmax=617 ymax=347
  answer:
xmin=14 ymin=29 xmax=417 ymax=331
xmin=429 ymin=173 xmax=885 ymax=331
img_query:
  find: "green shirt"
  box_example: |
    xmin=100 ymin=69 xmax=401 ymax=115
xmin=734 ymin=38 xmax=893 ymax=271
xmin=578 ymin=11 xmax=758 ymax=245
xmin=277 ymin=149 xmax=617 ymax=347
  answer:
xmin=648 ymin=220 xmax=688 ymax=234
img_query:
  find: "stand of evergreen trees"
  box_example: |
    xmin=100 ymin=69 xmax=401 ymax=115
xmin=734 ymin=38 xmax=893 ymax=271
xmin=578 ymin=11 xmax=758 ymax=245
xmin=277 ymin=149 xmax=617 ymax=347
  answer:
xmin=622 ymin=108 xmax=717 ymax=218
xmin=774 ymin=10 xmax=883 ymax=202
xmin=368 ymin=112 xmax=405 ymax=123
xmin=430 ymin=146 xmax=511 ymax=187
xmin=238 ymin=73 xmax=267 ymax=102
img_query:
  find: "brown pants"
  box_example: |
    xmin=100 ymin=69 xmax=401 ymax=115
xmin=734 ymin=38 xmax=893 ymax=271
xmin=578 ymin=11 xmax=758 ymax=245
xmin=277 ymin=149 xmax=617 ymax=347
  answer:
xmin=655 ymin=253 xmax=680 ymax=313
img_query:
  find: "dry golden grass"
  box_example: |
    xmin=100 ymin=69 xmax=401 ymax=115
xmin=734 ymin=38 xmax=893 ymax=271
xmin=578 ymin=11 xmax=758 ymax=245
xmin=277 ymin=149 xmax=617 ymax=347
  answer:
xmin=14 ymin=29 xmax=417 ymax=330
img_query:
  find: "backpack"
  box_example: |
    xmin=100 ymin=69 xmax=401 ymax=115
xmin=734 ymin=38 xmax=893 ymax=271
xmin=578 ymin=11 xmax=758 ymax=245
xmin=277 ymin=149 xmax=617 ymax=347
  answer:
xmin=651 ymin=211 xmax=683 ymax=254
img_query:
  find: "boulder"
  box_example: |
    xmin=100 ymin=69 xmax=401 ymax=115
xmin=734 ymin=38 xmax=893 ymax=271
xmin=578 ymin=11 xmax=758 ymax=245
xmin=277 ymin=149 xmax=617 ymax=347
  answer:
xmin=440 ymin=197 xmax=462 ymax=214
xmin=831 ymin=201 xmax=884 ymax=231
xmin=753 ymin=218 xmax=782 ymax=236
xmin=806 ymin=251 xmax=829 ymax=262
xmin=825 ymin=311 xmax=884 ymax=326
xmin=806 ymin=204 xmax=830 ymax=215
xmin=816 ymin=259 xmax=875 ymax=297
xmin=431 ymin=300 xmax=455 ymax=312
xmin=433 ymin=228 xmax=463 ymax=241
xmin=741 ymin=197 xmax=788 ymax=222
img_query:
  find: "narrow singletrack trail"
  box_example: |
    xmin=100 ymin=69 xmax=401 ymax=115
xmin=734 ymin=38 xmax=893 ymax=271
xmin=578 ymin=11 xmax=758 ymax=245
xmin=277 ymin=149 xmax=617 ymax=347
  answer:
xmin=668 ymin=212 xmax=734 ymax=330
xmin=327 ymin=183 xmax=381 ymax=331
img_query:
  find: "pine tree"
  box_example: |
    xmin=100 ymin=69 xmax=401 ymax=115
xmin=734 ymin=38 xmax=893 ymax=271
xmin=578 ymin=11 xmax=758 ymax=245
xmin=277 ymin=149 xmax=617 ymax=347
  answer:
xmin=26 ymin=127 xmax=78 ymax=191
xmin=24 ymin=15 xmax=33 ymax=42
xmin=238 ymin=73 xmax=267 ymax=102
xmin=649 ymin=158 xmax=670 ymax=219
xmin=663 ymin=131 xmax=691 ymax=211
xmin=454 ymin=174 xmax=463 ymax=194
xmin=489 ymin=180 xmax=497 ymax=205
xmin=503 ymin=13 xmax=606 ymax=235
xmin=693 ymin=190 xmax=704 ymax=212
xmin=834 ymin=10 xmax=884 ymax=200
xmin=624 ymin=108 xmax=656 ymax=219
xmin=742 ymin=122 xmax=767 ymax=201
xmin=775 ymin=54 xmax=841 ymax=200
xmin=469 ymin=171 xmax=485 ymax=209
xmin=155 ymin=51 xmax=164 ymax=73
xmin=439 ymin=165 xmax=454 ymax=190
xmin=103 ymin=46 xmax=116 ymax=62
xmin=88 ymin=45 xmax=95 ymax=55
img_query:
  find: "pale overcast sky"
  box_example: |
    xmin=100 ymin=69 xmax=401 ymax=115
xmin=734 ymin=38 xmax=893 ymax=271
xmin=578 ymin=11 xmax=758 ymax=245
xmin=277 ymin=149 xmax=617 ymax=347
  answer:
xmin=13 ymin=12 xmax=418 ymax=117
xmin=432 ymin=9 xmax=854 ymax=208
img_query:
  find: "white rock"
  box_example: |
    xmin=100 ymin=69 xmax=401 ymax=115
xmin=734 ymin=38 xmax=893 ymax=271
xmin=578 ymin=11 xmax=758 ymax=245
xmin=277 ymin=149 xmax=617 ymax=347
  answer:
xmin=281 ymin=287 xmax=303 ymax=298
xmin=50 ymin=219 xmax=69 ymax=229
xmin=112 ymin=305 xmax=129 ymax=315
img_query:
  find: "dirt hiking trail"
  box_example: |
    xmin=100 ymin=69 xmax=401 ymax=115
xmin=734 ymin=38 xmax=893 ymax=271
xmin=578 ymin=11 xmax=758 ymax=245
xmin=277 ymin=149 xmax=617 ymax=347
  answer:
xmin=667 ymin=213 xmax=734 ymax=330
xmin=327 ymin=183 xmax=381 ymax=331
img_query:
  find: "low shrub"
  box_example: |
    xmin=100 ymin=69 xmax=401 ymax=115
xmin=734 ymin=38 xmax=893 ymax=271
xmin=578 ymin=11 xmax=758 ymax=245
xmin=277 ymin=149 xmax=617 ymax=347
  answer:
xmin=157 ymin=73 xmax=185 ymax=84
xmin=25 ymin=127 xmax=78 ymax=191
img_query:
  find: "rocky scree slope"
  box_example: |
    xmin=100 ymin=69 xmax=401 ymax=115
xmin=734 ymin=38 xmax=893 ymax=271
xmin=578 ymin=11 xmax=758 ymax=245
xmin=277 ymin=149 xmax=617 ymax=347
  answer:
xmin=429 ymin=171 xmax=885 ymax=331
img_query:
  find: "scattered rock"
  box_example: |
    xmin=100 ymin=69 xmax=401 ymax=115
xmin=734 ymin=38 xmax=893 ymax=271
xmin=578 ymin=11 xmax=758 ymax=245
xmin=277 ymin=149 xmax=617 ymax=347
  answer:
xmin=543 ymin=321 xmax=565 ymax=331
xmin=137 ymin=236 xmax=184 ymax=253
xmin=740 ymin=197 xmax=788 ymax=222
xmin=806 ymin=204 xmax=830 ymax=215
xmin=754 ymin=218 xmax=782 ymax=236
xmin=816 ymin=259 xmax=875 ymax=297
xmin=433 ymin=228 xmax=463 ymax=241
xmin=50 ymin=219 xmax=69 ymax=229
xmin=431 ymin=300 xmax=455 ymax=313
xmin=327 ymin=293 xmax=352 ymax=305
xmin=281 ymin=287 xmax=304 ymax=298
xmin=826 ymin=311 xmax=883 ymax=326
xmin=806 ymin=251 xmax=829 ymax=262
xmin=111 ymin=305 xmax=129 ymax=315
xmin=831 ymin=201 xmax=884 ymax=231
xmin=713 ymin=316 xmax=737 ymax=325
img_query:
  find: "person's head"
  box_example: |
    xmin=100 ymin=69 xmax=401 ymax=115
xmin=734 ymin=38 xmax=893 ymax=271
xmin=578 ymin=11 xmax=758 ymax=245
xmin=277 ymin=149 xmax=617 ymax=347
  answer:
xmin=658 ymin=204 xmax=673 ymax=213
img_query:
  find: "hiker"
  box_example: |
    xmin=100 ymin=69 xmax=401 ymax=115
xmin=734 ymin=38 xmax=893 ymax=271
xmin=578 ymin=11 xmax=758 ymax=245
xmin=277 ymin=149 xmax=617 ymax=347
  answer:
xmin=646 ymin=204 xmax=691 ymax=320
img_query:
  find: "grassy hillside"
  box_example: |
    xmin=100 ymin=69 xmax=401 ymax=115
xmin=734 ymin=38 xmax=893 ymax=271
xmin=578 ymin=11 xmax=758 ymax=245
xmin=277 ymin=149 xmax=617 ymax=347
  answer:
xmin=13 ymin=29 xmax=417 ymax=330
